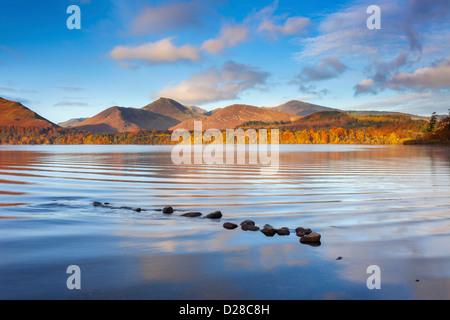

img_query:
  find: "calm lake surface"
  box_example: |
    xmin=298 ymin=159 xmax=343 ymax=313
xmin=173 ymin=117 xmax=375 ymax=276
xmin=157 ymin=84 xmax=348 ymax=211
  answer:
xmin=0 ymin=144 xmax=449 ymax=300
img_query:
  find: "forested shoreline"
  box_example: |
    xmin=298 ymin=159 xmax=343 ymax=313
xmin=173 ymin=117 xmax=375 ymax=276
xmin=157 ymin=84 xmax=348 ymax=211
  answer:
xmin=1 ymin=112 xmax=448 ymax=146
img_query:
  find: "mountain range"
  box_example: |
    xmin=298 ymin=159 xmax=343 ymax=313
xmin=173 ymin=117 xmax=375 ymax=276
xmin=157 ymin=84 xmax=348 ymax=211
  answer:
xmin=0 ymin=96 xmax=435 ymax=134
xmin=60 ymin=99 xmax=332 ymax=133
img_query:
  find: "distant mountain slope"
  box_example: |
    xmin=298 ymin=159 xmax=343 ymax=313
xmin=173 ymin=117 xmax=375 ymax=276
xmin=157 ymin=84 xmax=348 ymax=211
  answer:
xmin=344 ymin=110 xmax=430 ymax=120
xmin=277 ymin=110 xmax=424 ymax=131
xmin=184 ymin=105 xmax=208 ymax=114
xmin=272 ymin=100 xmax=337 ymax=116
xmin=58 ymin=118 xmax=87 ymax=128
xmin=171 ymin=104 xmax=301 ymax=131
xmin=204 ymin=108 xmax=223 ymax=116
xmin=142 ymin=97 xmax=205 ymax=122
xmin=73 ymin=106 xmax=179 ymax=133
xmin=0 ymin=97 xmax=57 ymax=128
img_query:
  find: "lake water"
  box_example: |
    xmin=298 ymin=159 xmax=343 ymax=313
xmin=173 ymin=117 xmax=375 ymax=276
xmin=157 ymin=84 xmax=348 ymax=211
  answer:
xmin=0 ymin=144 xmax=449 ymax=300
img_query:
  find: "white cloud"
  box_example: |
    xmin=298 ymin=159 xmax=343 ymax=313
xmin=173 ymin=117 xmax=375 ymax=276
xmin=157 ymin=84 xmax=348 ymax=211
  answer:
xmin=388 ymin=58 xmax=450 ymax=90
xmin=201 ymin=24 xmax=250 ymax=54
xmin=156 ymin=61 xmax=270 ymax=105
xmin=110 ymin=38 xmax=201 ymax=64
xmin=354 ymin=79 xmax=378 ymax=95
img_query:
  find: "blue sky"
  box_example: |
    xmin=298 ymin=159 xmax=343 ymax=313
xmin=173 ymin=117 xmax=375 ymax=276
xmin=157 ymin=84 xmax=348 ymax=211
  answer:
xmin=0 ymin=0 xmax=449 ymax=123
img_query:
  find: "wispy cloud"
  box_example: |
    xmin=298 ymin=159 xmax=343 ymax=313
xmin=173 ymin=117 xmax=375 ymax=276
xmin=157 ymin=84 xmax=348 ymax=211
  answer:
xmin=346 ymin=91 xmax=450 ymax=116
xmin=54 ymin=101 xmax=89 ymax=107
xmin=58 ymin=86 xmax=86 ymax=92
xmin=129 ymin=1 xmax=207 ymax=35
xmin=246 ymin=0 xmax=310 ymax=39
xmin=0 ymin=86 xmax=16 ymax=92
xmin=156 ymin=61 xmax=270 ymax=105
xmin=295 ymin=57 xmax=348 ymax=82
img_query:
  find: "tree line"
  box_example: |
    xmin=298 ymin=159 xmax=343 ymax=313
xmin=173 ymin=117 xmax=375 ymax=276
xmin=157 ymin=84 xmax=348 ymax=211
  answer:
xmin=0 ymin=122 xmax=427 ymax=145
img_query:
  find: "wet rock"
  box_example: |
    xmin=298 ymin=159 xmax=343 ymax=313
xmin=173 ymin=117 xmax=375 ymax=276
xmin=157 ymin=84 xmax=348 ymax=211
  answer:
xmin=241 ymin=220 xmax=259 ymax=231
xmin=240 ymin=220 xmax=256 ymax=227
xmin=135 ymin=208 xmax=142 ymax=212
xmin=295 ymin=227 xmax=312 ymax=235
xmin=120 ymin=206 xmax=133 ymax=210
xmin=181 ymin=212 xmax=202 ymax=217
xmin=276 ymin=227 xmax=290 ymax=236
xmin=260 ymin=225 xmax=277 ymax=237
xmin=93 ymin=201 xmax=104 ymax=207
xmin=242 ymin=224 xmax=260 ymax=231
xmin=206 ymin=211 xmax=222 ymax=219
xmin=223 ymin=222 xmax=238 ymax=230
xmin=296 ymin=232 xmax=306 ymax=237
xmin=299 ymin=232 xmax=321 ymax=244
xmin=162 ymin=206 xmax=174 ymax=214
xmin=336 ymin=256 xmax=343 ymax=261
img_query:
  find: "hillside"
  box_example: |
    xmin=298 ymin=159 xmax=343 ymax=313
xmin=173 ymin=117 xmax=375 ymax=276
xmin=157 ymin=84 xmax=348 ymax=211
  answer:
xmin=278 ymin=110 xmax=424 ymax=131
xmin=171 ymin=104 xmax=301 ymax=131
xmin=142 ymin=98 xmax=205 ymax=122
xmin=184 ymin=105 xmax=208 ymax=114
xmin=58 ymin=118 xmax=87 ymax=128
xmin=0 ymin=97 xmax=56 ymax=128
xmin=344 ymin=110 xmax=430 ymax=121
xmin=73 ymin=106 xmax=179 ymax=133
xmin=272 ymin=100 xmax=337 ymax=116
